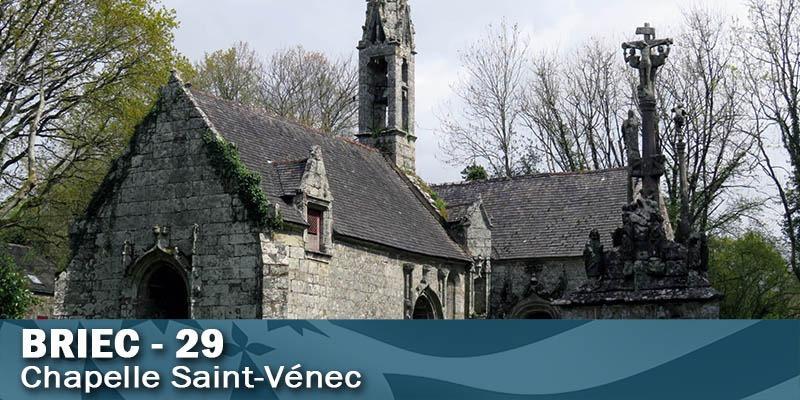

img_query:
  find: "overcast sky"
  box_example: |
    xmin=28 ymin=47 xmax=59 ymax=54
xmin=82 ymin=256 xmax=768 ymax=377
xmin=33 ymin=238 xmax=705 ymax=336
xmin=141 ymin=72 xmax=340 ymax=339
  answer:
xmin=162 ymin=0 xmax=749 ymax=183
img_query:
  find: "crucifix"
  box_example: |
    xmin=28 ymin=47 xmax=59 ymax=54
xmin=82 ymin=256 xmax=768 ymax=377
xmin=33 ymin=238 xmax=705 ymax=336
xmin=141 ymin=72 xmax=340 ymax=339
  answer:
xmin=622 ymin=23 xmax=672 ymax=204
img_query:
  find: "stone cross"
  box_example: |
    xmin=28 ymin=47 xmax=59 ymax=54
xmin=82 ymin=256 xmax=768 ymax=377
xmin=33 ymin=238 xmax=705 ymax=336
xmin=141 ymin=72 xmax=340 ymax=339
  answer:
xmin=622 ymin=23 xmax=673 ymax=203
xmin=636 ymin=23 xmax=655 ymax=41
xmin=623 ymin=23 xmax=672 ymax=101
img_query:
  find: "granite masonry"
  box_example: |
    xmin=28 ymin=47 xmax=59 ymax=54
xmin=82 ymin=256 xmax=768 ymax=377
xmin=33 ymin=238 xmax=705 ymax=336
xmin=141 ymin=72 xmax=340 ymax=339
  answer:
xmin=55 ymin=1 xmax=719 ymax=319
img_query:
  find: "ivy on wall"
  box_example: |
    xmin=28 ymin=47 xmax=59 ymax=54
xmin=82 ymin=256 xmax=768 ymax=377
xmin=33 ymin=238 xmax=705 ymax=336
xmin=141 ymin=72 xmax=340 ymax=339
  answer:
xmin=201 ymin=131 xmax=283 ymax=230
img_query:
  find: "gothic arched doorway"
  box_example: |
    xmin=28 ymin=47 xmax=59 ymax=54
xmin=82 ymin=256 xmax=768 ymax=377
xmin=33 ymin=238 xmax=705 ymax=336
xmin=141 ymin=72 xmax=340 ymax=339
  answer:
xmin=521 ymin=311 xmax=554 ymax=319
xmin=508 ymin=294 xmax=559 ymax=319
xmin=412 ymin=288 xmax=444 ymax=320
xmin=136 ymin=262 xmax=189 ymax=319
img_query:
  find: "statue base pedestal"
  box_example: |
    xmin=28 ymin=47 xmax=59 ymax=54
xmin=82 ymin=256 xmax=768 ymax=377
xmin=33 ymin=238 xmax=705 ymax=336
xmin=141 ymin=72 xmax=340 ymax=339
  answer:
xmin=553 ymin=285 xmax=720 ymax=319
xmin=575 ymin=195 xmax=722 ymax=319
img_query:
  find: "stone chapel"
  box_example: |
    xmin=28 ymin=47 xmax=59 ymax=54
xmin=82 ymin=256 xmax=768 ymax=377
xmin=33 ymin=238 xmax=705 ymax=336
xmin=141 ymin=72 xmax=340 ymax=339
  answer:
xmin=54 ymin=0 xmax=719 ymax=319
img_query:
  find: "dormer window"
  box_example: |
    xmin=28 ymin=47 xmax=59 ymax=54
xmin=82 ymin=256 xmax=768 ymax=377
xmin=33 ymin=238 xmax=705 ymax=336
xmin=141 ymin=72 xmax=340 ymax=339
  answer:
xmin=307 ymin=208 xmax=323 ymax=253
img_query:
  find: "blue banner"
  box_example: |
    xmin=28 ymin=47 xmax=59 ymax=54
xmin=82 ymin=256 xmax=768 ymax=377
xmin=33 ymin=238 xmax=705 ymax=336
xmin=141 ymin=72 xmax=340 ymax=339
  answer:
xmin=1 ymin=320 xmax=798 ymax=399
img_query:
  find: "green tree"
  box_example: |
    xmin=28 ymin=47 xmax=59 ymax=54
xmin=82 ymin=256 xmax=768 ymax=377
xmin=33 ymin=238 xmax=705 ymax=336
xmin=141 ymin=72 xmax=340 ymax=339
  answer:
xmin=260 ymin=46 xmax=358 ymax=136
xmin=0 ymin=247 xmax=38 ymax=318
xmin=461 ymin=165 xmax=488 ymax=181
xmin=709 ymin=231 xmax=800 ymax=318
xmin=193 ymin=42 xmax=263 ymax=104
xmin=193 ymin=44 xmax=358 ymax=136
xmin=0 ymin=0 xmax=184 ymax=266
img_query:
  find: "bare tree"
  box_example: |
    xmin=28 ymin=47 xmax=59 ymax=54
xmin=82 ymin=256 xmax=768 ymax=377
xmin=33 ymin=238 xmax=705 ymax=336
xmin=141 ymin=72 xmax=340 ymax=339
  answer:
xmin=193 ymin=42 xmax=263 ymax=104
xmin=656 ymin=8 xmax=759 ymax=235
xmin=740 ymin=0 xmax=800 ymax=280
xmin=438 ymin=21 xmax=530 ymax=178
xmin=259 ymin=46 xmax=358 ymax=136
xmin=515 ymin=11 xmax=757 ymax=235
xmin=521 ymin=40 xmax=630 ymax=172
xmin=193 ymin=44 xmax=358 ymax=136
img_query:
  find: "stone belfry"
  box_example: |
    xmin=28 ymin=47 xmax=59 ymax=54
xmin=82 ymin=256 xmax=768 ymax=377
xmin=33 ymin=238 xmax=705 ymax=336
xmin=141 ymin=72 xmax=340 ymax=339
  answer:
xmin=356 ymin=0 xmax=416 ymax=172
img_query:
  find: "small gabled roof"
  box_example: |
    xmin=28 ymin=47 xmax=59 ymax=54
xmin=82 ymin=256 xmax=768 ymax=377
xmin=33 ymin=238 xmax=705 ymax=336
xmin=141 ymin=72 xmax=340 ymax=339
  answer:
xmin=187 ymin=89 xmax=469 ymax=262
xmin=273 ymin=159 xmax=307 ymax=197
xmin=6 ymin=244 xmax=56 ymax=296
xmin=443 ymin=195 xmax=492 ymax=227
xmin=433 ymin=169 xmax=628 ymax=260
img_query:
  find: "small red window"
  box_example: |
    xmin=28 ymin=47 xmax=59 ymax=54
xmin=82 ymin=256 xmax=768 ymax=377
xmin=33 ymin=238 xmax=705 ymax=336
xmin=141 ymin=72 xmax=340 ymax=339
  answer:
xmin=307 ymin=209 xmax=323 ymax=252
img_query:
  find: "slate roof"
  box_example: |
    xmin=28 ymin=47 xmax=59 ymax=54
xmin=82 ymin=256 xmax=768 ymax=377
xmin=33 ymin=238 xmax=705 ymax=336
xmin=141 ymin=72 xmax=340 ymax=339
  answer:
xmin=273 ymin=159 xmax=307 ymax=197
xmin=443 ymin=203 xmax=473 ymax=223
xmin=188 ymin=89 xmax=470 ymax=261
xmin=433 ymin=169 xmax=628 ymax=260
xmin=6 ymin=244 xmax=56 ymax=295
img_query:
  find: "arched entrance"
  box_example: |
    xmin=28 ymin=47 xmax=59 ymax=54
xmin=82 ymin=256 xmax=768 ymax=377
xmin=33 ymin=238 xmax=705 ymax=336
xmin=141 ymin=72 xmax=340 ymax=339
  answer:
xmin=136 ymin=262 xmax=189 ymax=319
xmin=521 ymin=311 xmax=555 ymax=319
xmin=412 ymin=288 xmax=444 ymax=320
xmin=508 ymin=294 xmax=559 ymax=319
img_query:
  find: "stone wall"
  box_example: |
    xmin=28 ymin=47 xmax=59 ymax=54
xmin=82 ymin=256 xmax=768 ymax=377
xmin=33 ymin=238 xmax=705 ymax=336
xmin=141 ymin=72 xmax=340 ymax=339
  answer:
xmin=490 ymin=257 xmax=586 ymax=318
xmin=356 ymin=0 xmax=416 ymax=171
xmin=558 ymin=300 xmax=720 ymax=319
xmin=447 ymin=202 xmax=492 ymax=260
xmin=491 ymin=257 xmax=720 ymax=319
xmin=261 ymin=233 xmax=467 ymax=319
xmin=55 ymin=78 xmax=265 ymax=319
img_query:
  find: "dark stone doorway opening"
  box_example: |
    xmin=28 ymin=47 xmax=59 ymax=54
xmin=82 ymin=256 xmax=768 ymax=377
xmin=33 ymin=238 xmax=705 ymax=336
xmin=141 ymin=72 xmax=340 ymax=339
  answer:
xmin=413 ymin=295 xmax=435 ymax=319
xmin=412 ymin=288 xmax=444 ymax=320
xmin=508 ymin=294 xmax=559 ymax=320
xmin=137 ymin=262 xmax=189 ymax=319
xmin=521 ymin=311 xmax=554 ymax=319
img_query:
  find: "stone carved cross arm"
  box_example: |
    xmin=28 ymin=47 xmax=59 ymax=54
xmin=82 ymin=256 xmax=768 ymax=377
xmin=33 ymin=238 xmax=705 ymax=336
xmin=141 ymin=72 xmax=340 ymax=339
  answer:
xmin=622 ymin=38 xmax=673 ymax=51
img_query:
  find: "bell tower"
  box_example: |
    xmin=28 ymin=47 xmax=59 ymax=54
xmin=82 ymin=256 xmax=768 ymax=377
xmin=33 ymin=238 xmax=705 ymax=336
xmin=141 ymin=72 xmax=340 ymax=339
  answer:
xmin=356 ymin=0 xmax=416 ymax=172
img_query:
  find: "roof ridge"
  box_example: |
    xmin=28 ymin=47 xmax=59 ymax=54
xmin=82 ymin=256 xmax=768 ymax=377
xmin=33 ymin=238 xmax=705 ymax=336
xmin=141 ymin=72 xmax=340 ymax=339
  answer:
xmin=431 ymin=167 xmax=628 ymax=188
xmin=339 ymin=137 xmax=381 ymax=152
xmin=188 ymin=88 xmax=380 ymax=154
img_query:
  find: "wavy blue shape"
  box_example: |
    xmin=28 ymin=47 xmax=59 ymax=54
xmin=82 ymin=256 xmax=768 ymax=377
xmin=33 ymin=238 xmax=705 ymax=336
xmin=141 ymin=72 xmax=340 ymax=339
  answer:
xmin=376 ymin=320 xmax=754 ymax=393
xmin=742 ymin=376 xmax=800 ymax=400
xmin=384 ymin=321 xmax=800 ymax=400
xmin=252 ymin=321 xmax=748 ymax=397
xmin=330 ymin=320 xmax=588 ymax=357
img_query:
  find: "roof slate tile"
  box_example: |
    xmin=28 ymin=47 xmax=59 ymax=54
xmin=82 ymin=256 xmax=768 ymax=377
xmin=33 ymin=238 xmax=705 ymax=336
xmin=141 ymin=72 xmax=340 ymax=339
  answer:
xmin=189 ymin=90 xmax=469 ymax=261
xmin=433 ymin=169 xmax=628 ymax=260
